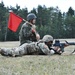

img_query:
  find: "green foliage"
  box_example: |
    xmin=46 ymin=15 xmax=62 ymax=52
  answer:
xmin=64 ymin=16 xmax=75 ymax=38
xmin=67 ymin=7 xmax=74 ymax=16
xmin=0 ymin=1 xmax=7 ymax=41
xmin=0 ymin=1 xmax=75 ymax=41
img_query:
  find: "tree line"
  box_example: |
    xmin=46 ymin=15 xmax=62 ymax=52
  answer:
xmin=0 ymin=1 xmax=75 ymax=41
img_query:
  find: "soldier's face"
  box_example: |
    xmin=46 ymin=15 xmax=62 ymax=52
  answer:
xmin=46 ymin=41 xmax=53 ymax=47
xmin=32 ymin=19 xmax=36 ymax=24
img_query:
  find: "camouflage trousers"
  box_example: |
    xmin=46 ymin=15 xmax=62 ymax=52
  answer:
xmin=0 ymin=42 xmax=40 ymax=57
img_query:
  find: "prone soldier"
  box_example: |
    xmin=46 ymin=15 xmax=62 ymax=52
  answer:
xmin=0 ymin=35 xmax=62 ymax=57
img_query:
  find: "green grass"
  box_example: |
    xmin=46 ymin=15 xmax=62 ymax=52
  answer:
xmin=0 ymin=41 xmax=75 ymax=75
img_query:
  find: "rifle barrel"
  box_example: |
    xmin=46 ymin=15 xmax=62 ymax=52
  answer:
xmin=68 ymin=42 xmax=75 ymax=45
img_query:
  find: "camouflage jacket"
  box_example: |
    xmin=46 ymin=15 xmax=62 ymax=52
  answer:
xmin=0 ymin=41 xmax=55 ymax=57
xmin=19 ymin=22 xmax=37 ymax=45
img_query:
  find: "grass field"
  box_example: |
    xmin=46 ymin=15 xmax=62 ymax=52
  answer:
xmin=0 ymin=40 xmax=75 ymax=75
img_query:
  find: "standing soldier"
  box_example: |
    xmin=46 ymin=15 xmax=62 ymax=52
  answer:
xmin=0 ymin=35 xmax=62 ymax=57
xmin=19 ymin=13 xmax=40 ymax=45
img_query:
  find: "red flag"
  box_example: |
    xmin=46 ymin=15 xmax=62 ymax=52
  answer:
xmin=8 ymin=12 xmax=23 ymax=32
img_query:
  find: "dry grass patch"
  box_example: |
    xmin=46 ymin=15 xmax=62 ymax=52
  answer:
xmin=0 ymin=40 xmax=75 ymax=75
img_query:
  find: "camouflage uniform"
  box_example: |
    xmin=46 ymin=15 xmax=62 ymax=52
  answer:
xmin=0 ymin=35 xmax=55 ymax=57
xmin=19 ymin=13 xmax=39 ymax=45
xmin=19 ymin=22 xmax=37 ymax=45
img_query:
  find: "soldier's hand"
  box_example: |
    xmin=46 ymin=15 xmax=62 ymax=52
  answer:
xmin=53 ymin=47 xmax=60 ymax=51
xmin=31 ymin=28 xmax=36 ymax=33
xmin=36 ymin=33 xmax=40 ymax=41
xmin=53 ymin=47 xmax=62 ymax=54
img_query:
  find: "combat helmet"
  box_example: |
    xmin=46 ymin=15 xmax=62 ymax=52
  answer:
xmin=27 ymin=13 xmax=37 ymax=21
xmin=42 ymin=35 xmax=53 ymax=42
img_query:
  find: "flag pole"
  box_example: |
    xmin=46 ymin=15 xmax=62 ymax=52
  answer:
xmin=23 ymin=19 xmax=34 ymax=26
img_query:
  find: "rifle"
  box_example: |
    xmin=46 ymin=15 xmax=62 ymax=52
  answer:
xmin=53 ymin=40 xmax=75 ymax=53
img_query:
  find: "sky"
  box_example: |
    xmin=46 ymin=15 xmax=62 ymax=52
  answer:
xmin=0 ymin=0 xmax=75 ymax=12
